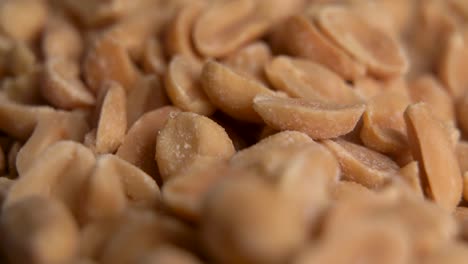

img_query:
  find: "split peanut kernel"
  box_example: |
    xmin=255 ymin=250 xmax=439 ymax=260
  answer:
xmin=155 ymin=112 xmax=235 ymax=181
xmin=253 ymin=94 xmax=365 ymax=139
xmin=405 ymin=103 xmax=463 ymax=211
xmin=223 ymin=41 xmax=272 ymax=82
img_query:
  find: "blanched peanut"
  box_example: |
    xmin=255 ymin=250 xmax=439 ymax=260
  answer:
xmin=398 ymin=161 xmax=423 ymax=198
xmin=155 ymin=112 xmax=235 ymax=181
xmin=223 ymin=41 xmax=272 ymax=82
xmin=82 ymin=154 xmax=160 ymax=223
xmin=142 ymin=38 xmax=166 ymax=76
xmin=457 ymin=91 xmax=468 ymax=136
xmin=95 ymin=81 xmax=127 ymax=154
xmin=270 ymin=15 xmax=366 ymax=80
xmin=42 ymin=15 xmax=83 ymax=59
xmin=405 ymin=103 xmax=462 ymax=211
xmin=456 ymin=141 xmax=468 ymax=174
xmin=4 ymin=141 xmax=96 ymax=215
xmin=117 ymin=107 xmax=180 ymax=181
xmin=84 ymin=35 xmax=139 ymax=94
xmin=294 ymin=221 xmax=410 ymax=264
xmin=41 ymin=58 xmax=95 ymax=110
xmin=165 ymin=56 xmax=215 ymax=115
xmin=164 ymin=1 xmax=204 ymax=61
xmin=0 ymin=196 xmax=79 ymax=264
xmin=438 ymin=30 xmax=468 ymax=99
xmin=201 ymin=175 xmax=308 ymax=264
xmin=265 ymin=56 xmax=361 ymax=105
xmin=360 ymin=83 xmax=410 ymax=154
xmin=201 ymin=60 xmax=275 ymax=122
xmin=323 ymin=138 xmax=400 ymax=188
xmin=0 ymin=0 xmax=47 ymax=42
xmin=126 ymin=75 xmax=168 ymax=126
xmin=316 ymin=6 xmax=408 ymax=78
xmin=138 ymin=245 xmax=202 ymax=264
xmin=409 ymin=75 xmax=455 ymax=123
xmin=16 ymin=110 xmax=89 ymax=174
xmin=253 ymin=94 xmax=365 ymax=139
xmin=193 ymin=0 xmax=269 ymax=57
xmin=162 ymin=159 xmax=231 ymax=221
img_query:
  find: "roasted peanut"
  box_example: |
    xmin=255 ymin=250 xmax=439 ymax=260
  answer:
xmin=0 ymin=0 xmax=47 ymax=42
xmin=223 ymin=41 xmax=272 ymax=82
xmin=42 ymin=15 xmax=83 ymax=59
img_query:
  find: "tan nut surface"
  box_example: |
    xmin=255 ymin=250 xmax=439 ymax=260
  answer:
xmin=253 ymin=94 xmax=366 ymax=139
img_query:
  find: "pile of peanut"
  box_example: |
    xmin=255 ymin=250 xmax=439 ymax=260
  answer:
xmin=1 ymin=0 xmax=468 ymax=263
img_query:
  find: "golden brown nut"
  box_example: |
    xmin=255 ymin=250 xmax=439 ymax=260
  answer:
xmin=223 ymin=41 xmax=272 ymax=82
xmin=253 ymin=94 xmax=365 ymax=139
xmin=0 ymin=196 xmax=79 ymax=264
xmin=126 ymin=75 xmax=169 ymax=126
xmin=165 ymin=56 xmax=215 ymax=115
xmin=41 ymin=58 xmax=95 ymax=110
xmin=405 ymin=103 xmax=462 ymax=211
xmin=265 ymin=56 xmax=362 ymax=105
xmin=117 ymin=106 xmax=180 ymax=182
xmin=4 ymin=141 xmax=96 ymax=214
xmin=84 ymin=35 xmax=139 ymax=94
xmin=270 ymin=15 xmax=366 ymax=80
xmin=15 ymin=110 xmax=89 ymax=175
xmin=95 ymin=81 xmax=127 ymax=154
xmin=155 ymin=112 xmax=235 ymax=181
xmin=0 ymin=0 xmax=47 ymax=42
xmin=316 ymin=6 xmax=408 ymax=78
xmin=323 ymin=138 xmax=400 ymax=188
xmin=398 ymin=161 xmax=423 ymax=198
xmin=201 ymin=175 xmax=308 ymax=264
xmin=193 ymin=0 xmax=269 ymax=57
xmin=201 ymin=60 xmax=275 ymax=122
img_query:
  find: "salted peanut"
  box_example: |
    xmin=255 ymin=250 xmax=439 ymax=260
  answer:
xmin=323 ymin=139 xmax=400 ymax=188
xmin=82 ymin=155 xmax=160 ymax=223
xmin=360 ymin=85 xmax=410 ymax=154
xmin=454 ymin=206 xmax=468 ymax=240
xmin=7 ymin=142 xmax=21 ymax=177
xmin=100 ymin=209 xmax=196 ymax=264
xmin=138 ymin=245 xmax=202 ymax=264
xmin=95 ymin=81 xmax=127 ymax=154
xmin=4 ymin=141 xmax=96 ymax=215
xmin=457 ymin=91 xmax=468 ymax=135
xmin=142 ymin=38 xmax=166 ymax=76
xmin=15 ymin=110 xmax=89 ymax=175
xmin=223 ymin=41 xmax=272 ymax=81
xmin=84 ymin=35 xmax=139 ymax=94
xmin=316 ymin=6 xmax=408 ymax=78
xmin=193 ymin=0 xmax=270 ymax=57
xmin=155 ymin=112 xmax=235 ymax=181
xmin=0 ymin=196 xmax=79 ymax=264
xmin=398 ymin=161 xmax=423 ymax=198
xmin=253 ymin=95 xmax=365 ymax=139
xmin=127 ymin=75 xmax=169 ymax=126
xmin=117 ymin=107 xmax=180 ymax=182
xmin=438 ymin=30 xmax=468 ymax=99
xmin=409 ymin=75 xmax=455 ymax=123
xmin=165 ymin=56 xmax=215 ymax=115
xmin=201 ymin=175 xmax=308 ymax=264
xmin=41 ymin=58 xmax=95 ymax=110
xmin=162 ymin=159 xmax=231 ymax=221
xmin=270 ymin=15 xmax=366 ymax=80
xmin=405 ymin=103 xmax=462 ymax=211
xmin=42 ymin=15 xmax=82 ymax=59
xmin=265 ymin=56 xmax=361 ymax=105
xmin=294 ymin=221 xmax=410 ymax=264
xmin=103 ymin=3 xmax=162 ymax=61
xmin=0 ymin=97 xmax=52 ymax=140
xmin=0 ymin=0 xmax=47 ymax=42
xmin=456 ymin=141 xmax=468 ymax=173
xmin=8 ymin=41 xmax=36 ymax=76
xmin=421 ymin=242 xmax=468 ymax=264
xmin=164 ymin=1 xmax=204 ymax=61
xmin=201 ymin=60 xmax=275 ymax=122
